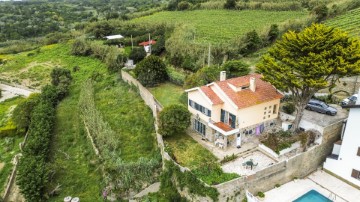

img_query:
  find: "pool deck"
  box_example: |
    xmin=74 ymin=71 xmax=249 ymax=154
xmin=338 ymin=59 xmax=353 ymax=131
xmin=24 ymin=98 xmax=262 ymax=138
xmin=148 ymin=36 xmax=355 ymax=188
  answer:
xmin=264 ymin=170 xmax=359 ymax=202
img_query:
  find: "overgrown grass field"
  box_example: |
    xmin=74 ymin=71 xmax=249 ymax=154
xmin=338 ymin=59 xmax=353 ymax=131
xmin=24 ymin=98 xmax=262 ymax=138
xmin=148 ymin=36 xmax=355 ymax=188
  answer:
xmin=1 ymin=43 xmax=159 ymax=200
xmin=165 ymin=133 xmax=239 ymax=185
xmin=131 ymin=10 xmax=308 ymax=44
xmin=0 ymin=97 xmax=25 ymax=194
xmin=325 ymin=7 xmax=360 ymax=37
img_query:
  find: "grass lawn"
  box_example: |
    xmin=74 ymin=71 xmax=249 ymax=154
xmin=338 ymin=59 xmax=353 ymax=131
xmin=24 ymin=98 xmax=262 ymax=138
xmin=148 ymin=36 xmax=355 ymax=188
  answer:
xmin=165 ymin=133 xmax=239 ymax=185
xmin=0 ymin=97 xmax=24 ymax=126
xmin=131 ymin=10 xmax=308 ymax=44
xmin=148 ymin=82 xmax=185 ymax=107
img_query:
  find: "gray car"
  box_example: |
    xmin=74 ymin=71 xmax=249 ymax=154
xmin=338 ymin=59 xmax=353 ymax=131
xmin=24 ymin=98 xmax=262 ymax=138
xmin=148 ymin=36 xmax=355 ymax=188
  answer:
xmin=306 ymin=99 xmax=337 ymax=116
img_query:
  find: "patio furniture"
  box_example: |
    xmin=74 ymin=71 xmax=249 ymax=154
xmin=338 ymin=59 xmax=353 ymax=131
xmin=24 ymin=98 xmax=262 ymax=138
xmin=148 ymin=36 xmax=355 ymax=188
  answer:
xmin=252 ymin=162 xmax=258 ymax=170
xmin=245 ymin=160 xmax=257 ymax=170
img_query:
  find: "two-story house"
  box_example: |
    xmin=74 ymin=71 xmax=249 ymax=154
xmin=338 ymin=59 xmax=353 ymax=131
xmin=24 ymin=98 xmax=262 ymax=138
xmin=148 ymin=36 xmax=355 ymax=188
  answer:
xmin=185 ymin=72 xmax=283 ymax=150
xmin=323 ymin=88 xmax=360 ymax=187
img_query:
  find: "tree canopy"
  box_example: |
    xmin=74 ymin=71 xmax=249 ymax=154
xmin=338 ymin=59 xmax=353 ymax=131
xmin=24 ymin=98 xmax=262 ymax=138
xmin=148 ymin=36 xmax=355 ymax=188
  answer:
xmin=221 ymin=60 xmax=250 ymax=79
xmin=159 ymin=104 xmax=191 ymax=137
xmin=134 ymin=55 xmax=168 ymax=87
xmin=257 ymin=23 xmax=360 ymax=130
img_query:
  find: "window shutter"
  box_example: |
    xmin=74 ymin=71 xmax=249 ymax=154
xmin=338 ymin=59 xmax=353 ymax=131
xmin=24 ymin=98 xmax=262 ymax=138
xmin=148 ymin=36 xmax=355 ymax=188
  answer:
xmin=230 ymin=113 xmax=236 ymax=128
xmin=351 ymin=169 xmax=359 ymax=178
xmin=208 ymin=110 xmax=211 ymax=117
xmin=221 ymin=109 xmax=225 ymax=122
xmin=357 ymin=147 xmax=360 ymax=156
xmin=189 ymin=100 xmax=192 ymax=107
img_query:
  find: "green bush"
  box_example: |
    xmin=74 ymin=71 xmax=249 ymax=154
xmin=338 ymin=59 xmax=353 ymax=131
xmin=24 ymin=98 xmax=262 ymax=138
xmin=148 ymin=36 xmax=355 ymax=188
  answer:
xmin=129 ymin=47 xmax=146 ymax=63
xmin=134 ymin=55 xmax=168 ymax=87
xmin=257 ymin=192 xmax=265 ymax=198
xmin=159 ymin=104 xmax=191 ymax=137
xmin=220 ymin=153 xmax=238 ymax=164
xmin=178 ymin=1 xmax=191 ymax=10
xmin=167 ymin=66 xmax=186 ymax=85
xmin=282 ymin=102 xmax=295 ymax=114
xmin=184 ymin=66 xmax=220 ymax=89
xmin=221 ymin=60 xmax=250 ymax=79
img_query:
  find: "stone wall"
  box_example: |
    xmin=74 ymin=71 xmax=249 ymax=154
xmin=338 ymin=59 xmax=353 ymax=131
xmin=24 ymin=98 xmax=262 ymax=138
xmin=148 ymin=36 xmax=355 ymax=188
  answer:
xmin=214 ymin=120 xmax=343 ymax=201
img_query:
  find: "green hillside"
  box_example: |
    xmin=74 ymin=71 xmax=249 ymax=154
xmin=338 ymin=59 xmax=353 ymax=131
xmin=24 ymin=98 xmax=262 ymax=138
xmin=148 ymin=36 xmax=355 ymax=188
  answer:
xmin=325 ymin=8 xmax=360 ymax=37
xmin=131 ymin=10 xmax=308 ymax=44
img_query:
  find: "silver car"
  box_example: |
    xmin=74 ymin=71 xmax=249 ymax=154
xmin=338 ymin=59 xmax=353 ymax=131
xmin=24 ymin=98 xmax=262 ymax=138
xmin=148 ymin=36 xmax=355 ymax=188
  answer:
xmin=306 ymin=99 xmax=337 ymax=116
xmin=341 ymin=94 xmax=358 ymax=106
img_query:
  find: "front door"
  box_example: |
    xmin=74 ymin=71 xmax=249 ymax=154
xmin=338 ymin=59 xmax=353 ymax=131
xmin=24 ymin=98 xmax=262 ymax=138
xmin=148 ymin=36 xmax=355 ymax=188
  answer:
xmin=194 ymin=119 xmax=206 ymax=137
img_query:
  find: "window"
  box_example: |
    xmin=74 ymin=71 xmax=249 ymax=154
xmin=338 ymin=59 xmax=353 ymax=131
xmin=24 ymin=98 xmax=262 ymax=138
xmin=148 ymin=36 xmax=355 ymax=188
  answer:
xmin=273 ymin=104 xmax=278 ymax=114
xmin=351 ymin=169 xmax=360 ymax=180
xmin=194 ymin=119 xmax=206 ymax=136
xmin=357 ymin=147 xmax=360 ymax=156
xmin=189 ymin=99 xmax=211 ymax=117
xmin=221 ymin=109 xmax=236 ymax=128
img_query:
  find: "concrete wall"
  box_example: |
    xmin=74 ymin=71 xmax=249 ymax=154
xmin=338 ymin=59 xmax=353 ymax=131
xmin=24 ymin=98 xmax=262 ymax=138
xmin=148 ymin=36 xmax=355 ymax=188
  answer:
xmin=214 ymin=119 xmax=343 ymax=201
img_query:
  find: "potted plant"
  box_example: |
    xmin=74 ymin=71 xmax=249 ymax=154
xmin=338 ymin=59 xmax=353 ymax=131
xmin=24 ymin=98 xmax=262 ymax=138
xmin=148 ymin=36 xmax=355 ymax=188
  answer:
xmin=257 ymin=192 xmax=265 ymax=201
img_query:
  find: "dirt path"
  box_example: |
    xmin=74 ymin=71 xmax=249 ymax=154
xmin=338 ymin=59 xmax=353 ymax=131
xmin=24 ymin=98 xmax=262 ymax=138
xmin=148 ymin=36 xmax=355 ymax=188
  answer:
xmin=0 ymin=83 xmax=38 ymax=102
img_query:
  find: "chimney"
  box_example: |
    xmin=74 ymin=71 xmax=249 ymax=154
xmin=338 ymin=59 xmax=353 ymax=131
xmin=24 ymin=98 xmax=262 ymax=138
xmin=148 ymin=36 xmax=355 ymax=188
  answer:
xmin=250 ymin=77 xmax=256 ymax=92
xmin=220 ymin=71 xmax=226 ymax=81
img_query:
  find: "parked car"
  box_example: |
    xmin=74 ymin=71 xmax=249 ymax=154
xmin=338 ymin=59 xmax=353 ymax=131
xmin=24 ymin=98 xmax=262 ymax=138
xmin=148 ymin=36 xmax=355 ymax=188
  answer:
xmin=306 ymin=99 xmax=337 ymax=116
xmin=341 ymin=94 xmax=358 ymax=106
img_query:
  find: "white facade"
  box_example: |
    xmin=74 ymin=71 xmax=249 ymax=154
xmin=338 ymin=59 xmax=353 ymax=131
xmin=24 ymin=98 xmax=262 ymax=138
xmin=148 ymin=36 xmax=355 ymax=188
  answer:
xmin=324 ymin=88 xmax=360 ymax=187
xmin=186 ymin=73 xmax=282 ymax=149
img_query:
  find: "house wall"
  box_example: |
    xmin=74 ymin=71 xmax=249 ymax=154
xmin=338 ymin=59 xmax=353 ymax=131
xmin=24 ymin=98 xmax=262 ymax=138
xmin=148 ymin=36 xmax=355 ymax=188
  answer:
xmin=237 ymin=99 xmax=280 ymax=129
xmin=324 ymin=102 xmax=360 ymax=187
xmin=188 ymin=90 xmax=214 ymax=123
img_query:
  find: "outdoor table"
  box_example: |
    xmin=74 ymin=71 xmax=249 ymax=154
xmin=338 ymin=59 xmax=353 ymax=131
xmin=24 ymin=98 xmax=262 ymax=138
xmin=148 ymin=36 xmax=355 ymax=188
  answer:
xmin=245 ymin=160 xmax=254 ymax=170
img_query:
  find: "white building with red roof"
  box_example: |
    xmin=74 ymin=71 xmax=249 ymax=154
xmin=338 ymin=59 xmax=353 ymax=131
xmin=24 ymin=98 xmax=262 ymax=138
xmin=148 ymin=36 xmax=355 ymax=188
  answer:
xmin=185 ymin=71 xmax=283 ymax=150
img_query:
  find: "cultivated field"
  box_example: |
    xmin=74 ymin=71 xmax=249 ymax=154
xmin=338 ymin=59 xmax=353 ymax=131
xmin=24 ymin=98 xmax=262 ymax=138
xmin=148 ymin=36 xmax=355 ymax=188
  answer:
xmin=131 ymin=10 xmax=308 ymax=44
xmin=326 ymin=7 xmax=360 ymax=37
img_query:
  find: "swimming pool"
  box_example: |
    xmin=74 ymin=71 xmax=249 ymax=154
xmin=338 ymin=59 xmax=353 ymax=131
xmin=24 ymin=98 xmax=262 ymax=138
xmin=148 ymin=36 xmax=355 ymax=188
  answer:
xmin=293 ymin=190 xmax=332 ymax=202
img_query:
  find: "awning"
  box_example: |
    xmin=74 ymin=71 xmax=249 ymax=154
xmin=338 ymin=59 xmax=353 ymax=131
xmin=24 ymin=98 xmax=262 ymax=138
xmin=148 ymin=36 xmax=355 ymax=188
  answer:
xmin=208 ymin=122 xmax=240 ymax=136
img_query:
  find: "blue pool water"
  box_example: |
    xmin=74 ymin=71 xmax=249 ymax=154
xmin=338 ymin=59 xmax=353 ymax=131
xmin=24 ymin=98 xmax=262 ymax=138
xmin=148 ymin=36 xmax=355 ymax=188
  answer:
xmin=293 ymin=190 xmax=332 ymax=202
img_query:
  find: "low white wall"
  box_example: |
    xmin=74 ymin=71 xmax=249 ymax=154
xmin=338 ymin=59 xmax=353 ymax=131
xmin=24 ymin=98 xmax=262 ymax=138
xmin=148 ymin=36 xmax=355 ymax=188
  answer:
xmin=279 ymin=141 xmax=301 ymax=156
xmin=280 ymin=112 xmax=325 ymax=135
xmin=258 ymin=144 xmax=279 ymax=159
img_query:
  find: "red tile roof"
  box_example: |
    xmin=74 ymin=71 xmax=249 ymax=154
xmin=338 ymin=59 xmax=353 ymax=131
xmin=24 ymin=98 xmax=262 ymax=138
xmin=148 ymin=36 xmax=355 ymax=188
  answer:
xmin=139 ymin=40 xmax=156 ymax=46
xmin=215 ymin=74 xmax=283 ymax=109
xmin=214 ymin=122 xmax=234 ymax=132
xmin=200 ymin=86 xmax=224 ymax=105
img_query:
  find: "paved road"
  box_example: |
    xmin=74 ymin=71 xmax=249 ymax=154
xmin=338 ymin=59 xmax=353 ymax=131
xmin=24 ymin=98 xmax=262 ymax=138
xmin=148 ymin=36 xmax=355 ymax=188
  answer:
xmin=0 ymin=83 xmax=37 ymax=102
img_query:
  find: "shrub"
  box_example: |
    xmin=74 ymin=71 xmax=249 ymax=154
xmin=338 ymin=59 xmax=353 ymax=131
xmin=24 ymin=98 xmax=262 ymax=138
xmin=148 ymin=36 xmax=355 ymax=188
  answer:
xmin=224 ymin=0 xmax=236 ymax=9
xmin=177 ymin=1 xmax=191 ymax=10
xmin=268 ymin=24 xmax=280 ymax=43
xmin=313 ymin=4 xmax=328 ymax=22
xmin=50 ymin=67 xmax=72 ymax=100
xmin=221 ymin=60 xmax=250 ymax=79
xmin=167 ymin=66 xmax=186 ymax=86
xmin=129 ymin=47 xmax=146 ymax=63
xmin=184 ymin=66 xmax=220 ymax=89
xmin=240 ymin=30 xmax=263 ymax=56
xmin=282 ymin=102 xmax=295 ymax=114
xmin=220 ymin=153 xmax=238 ymax=164
xmin=159 ymin=104 xmax=191 ymax=137
xmin=134 ymin=55 xmax=168 ymax=87
xmin=12 ymin=94 xmax=40 ymax=131
xmin=71 ymin=38 xmax=92 ymax=56
xmin=257 ymin=192 xmax=265 ymax=198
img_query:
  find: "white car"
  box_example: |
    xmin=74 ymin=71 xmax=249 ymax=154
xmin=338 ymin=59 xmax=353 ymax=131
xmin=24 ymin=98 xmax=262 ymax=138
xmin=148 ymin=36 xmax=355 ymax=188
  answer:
xmin=341 ymin=94 xmax=358 ymax=106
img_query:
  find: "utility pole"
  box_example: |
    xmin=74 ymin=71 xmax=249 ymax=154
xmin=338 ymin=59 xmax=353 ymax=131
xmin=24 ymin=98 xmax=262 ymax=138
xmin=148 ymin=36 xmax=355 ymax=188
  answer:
xmin=207 ymin=44 xmax=211 ymax=67
xmin=131 ymin=35 xmax=133 ymax=50
xmin=148 ymin=33 xmax=152 ymax=55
